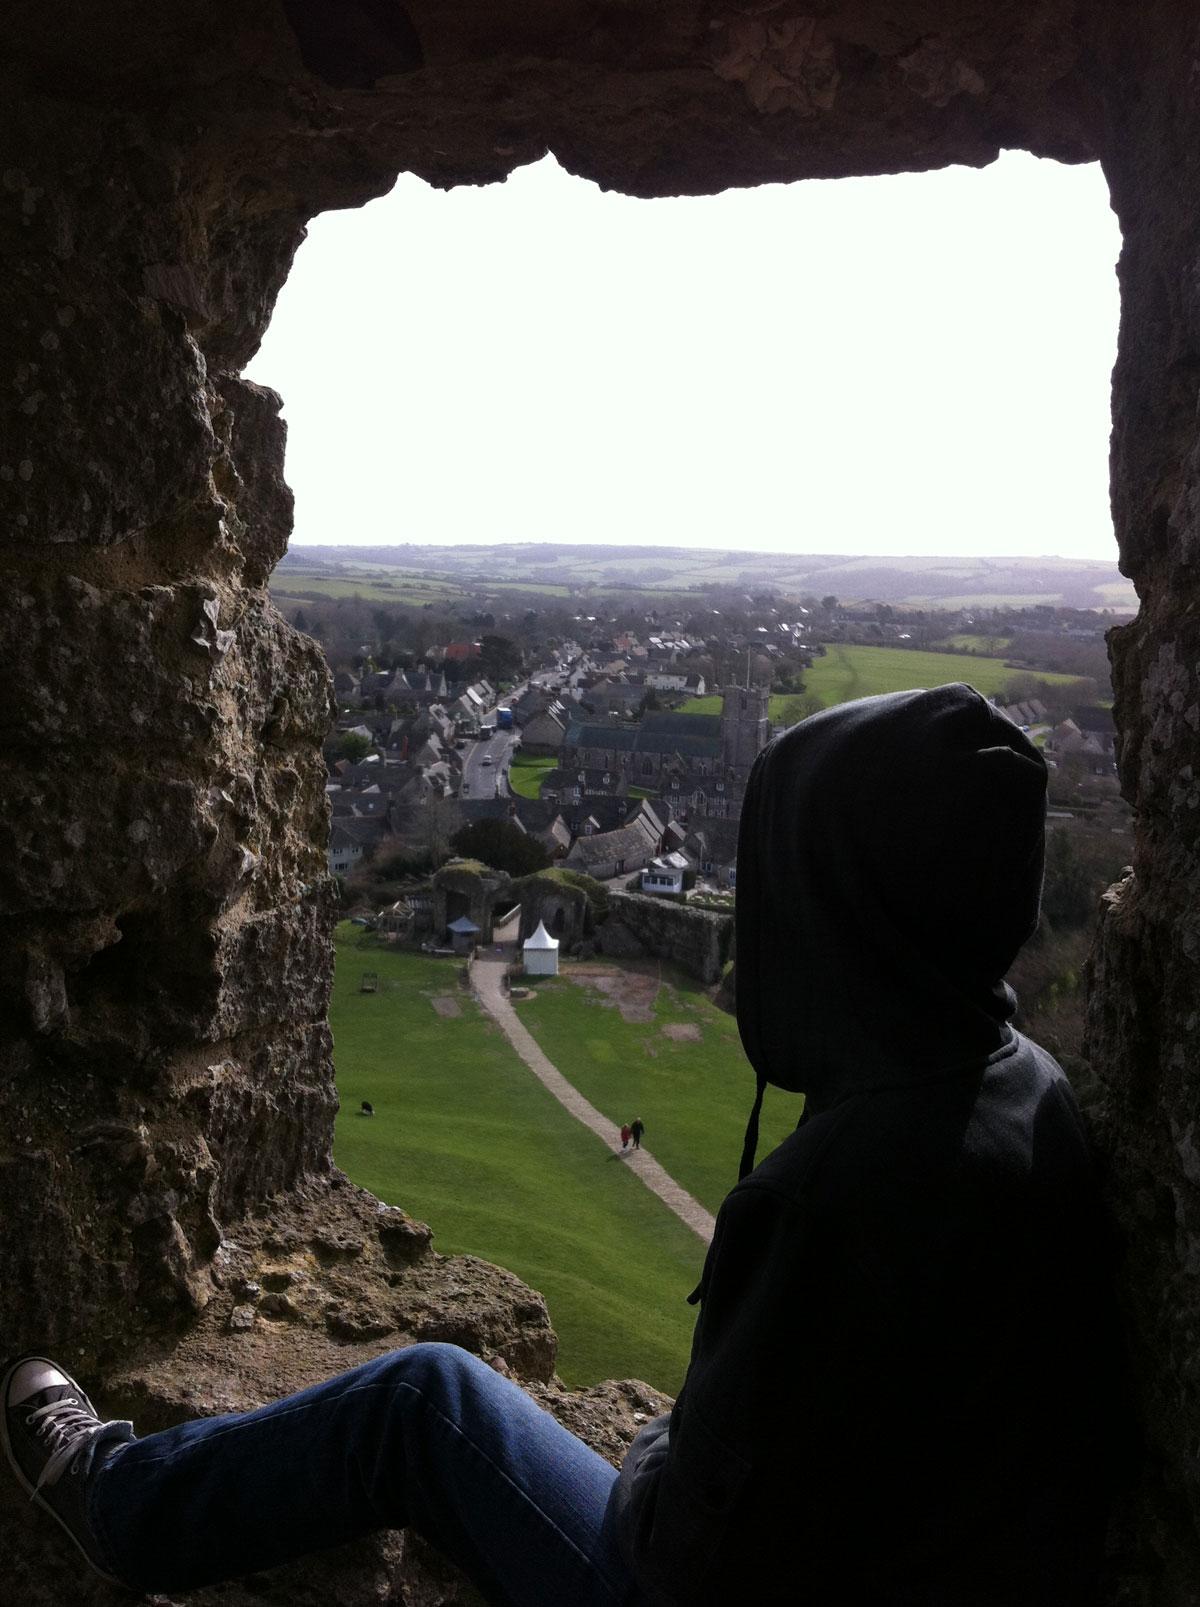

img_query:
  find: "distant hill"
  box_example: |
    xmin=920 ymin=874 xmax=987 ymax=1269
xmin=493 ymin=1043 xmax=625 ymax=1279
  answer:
xmin=274 ymin=543 xmax=1135 ymax=612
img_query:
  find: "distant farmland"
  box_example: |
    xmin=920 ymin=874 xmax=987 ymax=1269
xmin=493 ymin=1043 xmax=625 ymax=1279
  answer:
xmin=272 ymin=566 xmax=592 ymax=605
xmin=270 ymin=569 xmax=464 ymax=604
xmin=680 ymin=644 xmax=1086 ymax=718
xmin=273 ymin=544 xmax=1137 ymax=611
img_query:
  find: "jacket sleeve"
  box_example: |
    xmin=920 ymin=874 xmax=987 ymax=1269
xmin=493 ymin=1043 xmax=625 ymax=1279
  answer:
xmin=609 ymin=1181 xmax=801 ymax=1606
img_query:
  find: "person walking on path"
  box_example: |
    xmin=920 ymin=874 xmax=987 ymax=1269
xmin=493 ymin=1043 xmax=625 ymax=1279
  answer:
xmin=4 ymin=686 xmax=1131 ymax=1606
xmin=619 ymin=1123 xmax=631 ymax=1152
xmin=629 ymin=1117 xmax=644 ymax=1150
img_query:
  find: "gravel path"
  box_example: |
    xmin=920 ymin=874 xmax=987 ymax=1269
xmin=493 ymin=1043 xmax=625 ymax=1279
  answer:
xmin=473 ymin=955 xmax=716 ymax=1245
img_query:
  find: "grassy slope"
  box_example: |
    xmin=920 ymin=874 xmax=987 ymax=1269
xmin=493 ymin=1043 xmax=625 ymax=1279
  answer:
xmin=680 ymin=644 xmax=1083 ymax=718
xmin=517 ymin=968 xmax=800 ymax=1216
xmin=508 ymin=753 xmax=556 ymax=798
xmin=801 ymin=645 xmax=1081 ymax=705
xmin=330 ymin=931 xmax=705 ymax=1392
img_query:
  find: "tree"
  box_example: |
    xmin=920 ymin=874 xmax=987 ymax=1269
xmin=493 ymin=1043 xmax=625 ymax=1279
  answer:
xmin=772 ymin=664 xmax=807 ymax=695
xmin=334 ymin=731 xmax=372 ymax=763
xmin=1000 ymin=674 xmax=1089 ymax=726
xmin=450 ymin=819 xmax=550 ymax=877
xmin=478 ymin=634 xmax=522 ymax=683
xmin=1041 ymin=828 xmax=1095 ymax=931
xmin=418 ymin=794 xmax=462 ymax=869
xmin=293 ymin=607 xmax=308 ymax=632
xmin=776 ymin=693 xmax=823 ymax=726
xmin=821 ymin=595 xmax=839 ymax=614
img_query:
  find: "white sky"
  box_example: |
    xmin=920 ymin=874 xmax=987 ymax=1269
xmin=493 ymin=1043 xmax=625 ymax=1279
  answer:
xmin=245 ymin=151 xmax=1122 ymax=561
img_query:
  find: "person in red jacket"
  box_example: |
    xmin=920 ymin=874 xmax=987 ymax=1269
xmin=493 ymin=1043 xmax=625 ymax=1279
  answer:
xmin=3 ymin=686 xmax=1132 ymax=1606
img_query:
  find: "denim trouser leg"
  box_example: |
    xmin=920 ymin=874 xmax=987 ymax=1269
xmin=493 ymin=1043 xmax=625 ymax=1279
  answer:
xmin=86 ymin=1343 xmax=645 ymax=1607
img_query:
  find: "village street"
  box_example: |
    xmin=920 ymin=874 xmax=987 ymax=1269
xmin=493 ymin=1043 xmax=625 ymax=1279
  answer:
xmin=460 ymin=727 xmax=518 ymax=799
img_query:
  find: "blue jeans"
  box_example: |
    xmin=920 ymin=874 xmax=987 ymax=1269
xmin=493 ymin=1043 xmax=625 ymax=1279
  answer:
xmin=86 ymin=1344 xmax=646 ymax=1607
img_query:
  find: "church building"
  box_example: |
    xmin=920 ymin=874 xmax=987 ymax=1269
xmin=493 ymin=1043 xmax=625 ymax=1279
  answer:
xmin=560 ymin=686 xmax=770 ymax=810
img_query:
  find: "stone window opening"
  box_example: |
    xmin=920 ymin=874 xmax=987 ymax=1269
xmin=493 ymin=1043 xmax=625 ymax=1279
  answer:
xmin=8 ymin=21 xmax=1192 ymax=1599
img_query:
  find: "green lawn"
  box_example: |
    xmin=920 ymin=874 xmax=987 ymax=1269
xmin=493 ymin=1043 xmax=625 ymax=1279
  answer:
xmin=516 ymin=966 xmax=800 ymax=1217
xmin=679 ymin=644 xmax=1085 ymax=719
xmin=935 ymin=633 xmax=1014 ymax=654
xmin=330 ymin=930 xmax=705 ymax=1392
xmin=508 ymin=752 xmax=556 ymax=799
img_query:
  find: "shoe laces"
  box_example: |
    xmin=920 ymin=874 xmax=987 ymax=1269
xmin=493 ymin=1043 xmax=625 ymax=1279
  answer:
xmin=27 ymin=1395 xmax=113 ymax=1491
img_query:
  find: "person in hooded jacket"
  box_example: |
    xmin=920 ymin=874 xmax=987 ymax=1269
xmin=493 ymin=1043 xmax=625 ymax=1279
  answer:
xmin=3 ymin=686 xmax=1129 ymax=1606
xmin=612 ymin=683 xmax=1132 ymax=1606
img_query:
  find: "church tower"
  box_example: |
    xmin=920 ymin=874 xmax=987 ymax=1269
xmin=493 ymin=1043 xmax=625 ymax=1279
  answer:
xmin=720 ymin=684 xmax=770 ymax=780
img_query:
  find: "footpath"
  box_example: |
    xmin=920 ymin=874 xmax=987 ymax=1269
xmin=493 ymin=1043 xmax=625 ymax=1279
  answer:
xmin=471 ymin=954 xmax=716 ymax=1245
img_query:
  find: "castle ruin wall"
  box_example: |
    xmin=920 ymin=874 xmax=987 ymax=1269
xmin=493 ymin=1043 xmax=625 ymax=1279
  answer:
xmin=3 ymin=3 xmax=1200 ymax=1598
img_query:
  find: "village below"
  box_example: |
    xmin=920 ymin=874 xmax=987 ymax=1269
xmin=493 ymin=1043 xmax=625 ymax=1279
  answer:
xmin=274 ymin=543 xmax=1133 ymax=1387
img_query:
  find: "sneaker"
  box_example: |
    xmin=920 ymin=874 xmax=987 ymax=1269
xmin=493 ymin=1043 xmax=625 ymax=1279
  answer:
xmin=1 ymin=1354 xmax=136 ymax=1586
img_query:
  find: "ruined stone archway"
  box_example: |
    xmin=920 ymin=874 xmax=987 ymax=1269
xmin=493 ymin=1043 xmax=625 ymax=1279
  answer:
xmin=4 ymin=4 xmax=1199 ymax=1600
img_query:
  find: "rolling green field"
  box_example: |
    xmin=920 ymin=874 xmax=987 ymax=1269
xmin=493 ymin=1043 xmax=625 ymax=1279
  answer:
xmin=330 ymin=930 xmax=706 ymax=1391
xmin=508 ymin=753 xmax=557 ymax=798
xmin=802 ymin=645 xmax=1081 ymax=705
xmin=680 ymin=644 xmax=1083 ymax=719
xmin=481 ymin=579 xmax=574 ymax=597
xmin=517 ymin=967 xmax=799 ymax=1217
xmin=273 ymin=570 xmax=464 ymax=604
xmin=896 ymin=591 xmax=1063 ymax=609
xmin=272 ymin=565 xmax=577 ymax=604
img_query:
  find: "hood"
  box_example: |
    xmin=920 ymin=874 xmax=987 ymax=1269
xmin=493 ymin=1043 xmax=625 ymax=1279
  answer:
xmin=735 ymin=684 xmax=1046 ymax=1125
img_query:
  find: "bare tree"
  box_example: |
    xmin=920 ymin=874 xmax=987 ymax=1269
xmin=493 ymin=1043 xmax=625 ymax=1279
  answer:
xmin=418 ymin=794 xmax=463 ymax=868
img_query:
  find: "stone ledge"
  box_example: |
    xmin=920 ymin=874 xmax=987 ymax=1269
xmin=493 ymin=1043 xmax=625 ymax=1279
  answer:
xmin=2 ymin=1175 xmax=671 ymax=1604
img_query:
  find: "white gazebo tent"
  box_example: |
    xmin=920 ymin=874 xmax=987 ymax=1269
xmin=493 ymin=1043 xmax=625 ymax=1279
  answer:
xmin=522 ymin=919 xmax=560 ymax=977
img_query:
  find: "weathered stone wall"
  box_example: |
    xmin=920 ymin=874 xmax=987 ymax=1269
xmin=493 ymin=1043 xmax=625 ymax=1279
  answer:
xmin=1083 ymin=10 xmax=1200 ymax=1598
xmin=4 ymin=2 xmax=1200 ymax=1599
xmin=603 ymin=893 xmax=733 ymax=986
xmin=0 ymin=108 xmax=339 ymax=1362
xmin=431 ymin=863 xmax=511 ymax=944
xmin=515 ymin=876 xmax=591 ymax=948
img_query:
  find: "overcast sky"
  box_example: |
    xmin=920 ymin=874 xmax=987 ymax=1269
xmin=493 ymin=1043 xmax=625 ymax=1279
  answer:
xmin=245 ymin=151 xmax=1121 ymax=561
